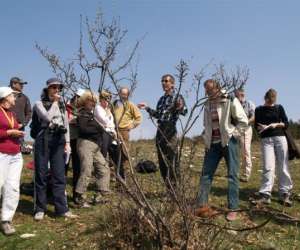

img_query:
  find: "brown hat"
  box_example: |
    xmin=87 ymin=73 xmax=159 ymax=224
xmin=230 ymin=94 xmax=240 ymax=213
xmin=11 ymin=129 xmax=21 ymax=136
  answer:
xmin=10 ymin=77 xmax=27 ymax=86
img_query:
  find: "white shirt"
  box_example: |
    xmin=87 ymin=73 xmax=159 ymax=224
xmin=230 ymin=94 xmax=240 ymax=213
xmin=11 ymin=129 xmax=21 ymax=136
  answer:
xmin=94 ymin=104 xmax=116 ymax=134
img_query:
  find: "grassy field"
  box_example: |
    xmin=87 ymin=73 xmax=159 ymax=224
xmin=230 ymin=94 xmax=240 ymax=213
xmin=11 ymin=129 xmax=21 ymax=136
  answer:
xmin=0 ymin=139 xmax=300 ymax=249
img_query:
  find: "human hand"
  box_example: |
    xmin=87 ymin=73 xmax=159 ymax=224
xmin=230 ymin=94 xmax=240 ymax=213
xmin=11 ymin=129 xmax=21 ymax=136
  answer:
xmin=53 ymin=93 xmax=61 ymax=102
xmin=176 ymin=98 xmax=184 ymax=110
xmin=7 ymin=129 xmax=25 ymax=138
xmin=137 ymin=102 xmax=148 ymax=109
xmin=65 ymin=143 xmax=71 ymax=153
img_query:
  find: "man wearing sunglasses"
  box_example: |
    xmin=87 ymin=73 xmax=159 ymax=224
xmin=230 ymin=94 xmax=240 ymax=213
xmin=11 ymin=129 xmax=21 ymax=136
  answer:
xmin=235 ymin=88 xmax=255 ymax=182
xmin=138 ymin=74 xmax=187 ymax=187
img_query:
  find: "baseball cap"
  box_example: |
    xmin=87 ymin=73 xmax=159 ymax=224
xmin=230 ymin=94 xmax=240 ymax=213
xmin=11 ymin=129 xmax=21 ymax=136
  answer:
xmin=0 ymin=87 xmax=14 ymax=99
xmin=10 ymin=77 xmax=28 ymax=85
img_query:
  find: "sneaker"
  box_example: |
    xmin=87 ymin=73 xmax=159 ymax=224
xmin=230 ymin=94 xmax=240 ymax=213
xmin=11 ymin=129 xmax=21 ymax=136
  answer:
xmin=279 ymin=194 xmax=293 ymax=207
xmin=34 ymin=212 xmax=45 ymax=221
xmin=226 ymin=211 xmax=238 ymax=221
xmin=1 ymin=222 xmax=16 ymax=235
xmin=60 ymin=211 xmax=79 ymax=219
xmin=239 ymin=176 xmax=249 ymax=183
xmin=194 ymin=205 xmax=219 ymax=218
xmin=251 ymin=192 xmax=271 ymax=205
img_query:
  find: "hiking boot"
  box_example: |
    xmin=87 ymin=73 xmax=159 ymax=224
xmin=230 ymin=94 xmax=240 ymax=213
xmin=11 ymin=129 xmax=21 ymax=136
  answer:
xmin=226 ymin=211 xmax=238 ymax=221
xmin=194 ymin=205 xmax=219 ymax=218
xmin=1 ymin=222 xmax=16 ymax=235
xmin=34 ymin=212 xmax=45 ymax=221
xmin=60 ymin=211 xmax=79 ymax=219
xmin=251 ymin=192 xmax=271 ymax=205
xmin=279 ymin=193 xmax=293 ymax=207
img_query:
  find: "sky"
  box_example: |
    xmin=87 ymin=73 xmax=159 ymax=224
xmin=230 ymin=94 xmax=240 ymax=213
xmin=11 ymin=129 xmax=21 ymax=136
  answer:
xmin=1 ymin=0 xmax=300 ymax=140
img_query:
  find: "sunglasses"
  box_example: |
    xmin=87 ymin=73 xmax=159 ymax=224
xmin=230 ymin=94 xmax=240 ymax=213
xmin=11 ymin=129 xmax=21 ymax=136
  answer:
xmin=49 ymin=85 xmax=62 ymax=90
xmin=161 ymin=79 xmax=171 ymax=83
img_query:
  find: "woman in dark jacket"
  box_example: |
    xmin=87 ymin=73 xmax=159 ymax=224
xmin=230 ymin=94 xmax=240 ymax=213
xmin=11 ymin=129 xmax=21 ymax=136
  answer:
xmin=254 ymin=88 xmax=293 ymax=206
xmin=74 ymin=91 xmax=110 ymax=207
xmin=33 ymin=78 xmax=77 ymax=220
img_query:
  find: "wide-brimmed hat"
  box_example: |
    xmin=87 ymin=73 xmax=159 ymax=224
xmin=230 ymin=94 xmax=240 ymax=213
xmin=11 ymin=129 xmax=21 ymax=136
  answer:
xmin=0 ymin=87 xmax=14 ymax=99
xmin=46 ymin=78 xmax=64 ymax=89
xmin=75 ymin=88 xmax=86 ymax=97
xmin=10 ymin=77 xmax=27 ymax=85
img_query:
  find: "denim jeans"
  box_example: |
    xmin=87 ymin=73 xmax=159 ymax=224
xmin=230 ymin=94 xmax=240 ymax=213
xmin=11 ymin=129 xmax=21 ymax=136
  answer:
xmin=196 ymin=136 xmax=240 ymax=210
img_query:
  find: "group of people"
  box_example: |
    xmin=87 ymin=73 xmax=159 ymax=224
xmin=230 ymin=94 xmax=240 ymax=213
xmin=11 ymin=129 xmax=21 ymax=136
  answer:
xmin=0 ymin=74 xmax=294 ymax=235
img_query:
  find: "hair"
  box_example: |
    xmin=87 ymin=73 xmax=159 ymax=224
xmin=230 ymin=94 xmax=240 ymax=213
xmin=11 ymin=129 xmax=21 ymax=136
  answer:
xmin=99 ymin=90 xmax=112 ymax=101
xmin=204 ymin=79 xmax=220 ymax=89
xmin=77 ymin=91 xmax=98 ymax=108
xmin=161 ymin=74 xmax=175 ymax=84
xmin=264 ymin=88 xmax=277 ymax=104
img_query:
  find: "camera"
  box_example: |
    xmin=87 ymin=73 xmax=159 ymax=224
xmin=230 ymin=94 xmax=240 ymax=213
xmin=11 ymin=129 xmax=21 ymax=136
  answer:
xmin=52 ymin=124 xmax=67 ymax=134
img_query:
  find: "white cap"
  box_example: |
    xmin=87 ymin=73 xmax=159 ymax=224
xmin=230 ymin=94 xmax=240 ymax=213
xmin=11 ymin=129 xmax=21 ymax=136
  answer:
xmin=75 ymin=88 xmax=86 ymax=97
xmin=0 ymin=87 xmax=14 ymax=99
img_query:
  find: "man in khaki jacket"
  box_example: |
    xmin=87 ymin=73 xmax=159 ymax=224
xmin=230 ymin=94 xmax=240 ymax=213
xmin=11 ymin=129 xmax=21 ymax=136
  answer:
xmin=113 ymin=87 xmax=142 ymax=179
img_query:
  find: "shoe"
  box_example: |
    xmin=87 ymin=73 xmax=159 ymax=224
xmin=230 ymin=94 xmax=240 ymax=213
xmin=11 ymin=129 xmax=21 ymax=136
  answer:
xmin=239 ymin=176 xmax=249 ymax=183
xmin=1 ymin=222 xmax=16 ymax=235
xmin=251 ymin=192 xmax=271 ymax=205
xmin=60 ymin=211 xmax=78 ymax=219
xmin=226 ymin=211 xmax=238 ymax=221
xmin=34 ymin=212 xmax=45 ymax=221
xmin=93 ymin=192 xmax=110 ymax=204
xmin=74 ymin=192 xmax=91 ymax=208
xmin=194 ymin=205 xmax=219 ymax=218
xmin=279 ymin=194 xmax=293 ymax=207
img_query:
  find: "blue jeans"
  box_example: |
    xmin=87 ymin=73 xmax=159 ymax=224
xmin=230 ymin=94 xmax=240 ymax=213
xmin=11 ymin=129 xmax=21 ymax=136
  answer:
xmin=196 ymin=137 xmax=240 ymax=210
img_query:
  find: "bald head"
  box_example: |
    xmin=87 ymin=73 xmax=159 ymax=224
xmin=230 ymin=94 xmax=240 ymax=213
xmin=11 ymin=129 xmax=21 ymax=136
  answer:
xmin=119 ymin=87 xmax=130 ymax=101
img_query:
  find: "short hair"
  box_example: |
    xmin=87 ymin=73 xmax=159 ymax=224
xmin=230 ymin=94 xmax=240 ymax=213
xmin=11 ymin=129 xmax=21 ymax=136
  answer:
xmin=77 ymin=90 xmax=98 ymax=107
xmin=264 ymin=88 xmax=277 ymax=104
xmin=161 ymin=74 xmax=175 ymax=84
xmin=204 ymin=79 xmax=220 ymax=89
xmin=119 ymin=86 xmax=129 ymax=94
xmin=99 ymin=90 xmax=112 ymax=102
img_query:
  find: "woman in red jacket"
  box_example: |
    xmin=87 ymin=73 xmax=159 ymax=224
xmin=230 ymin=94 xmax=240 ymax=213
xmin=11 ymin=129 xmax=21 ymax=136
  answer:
xmin=0 ymin=87 xmax=25 ymax=235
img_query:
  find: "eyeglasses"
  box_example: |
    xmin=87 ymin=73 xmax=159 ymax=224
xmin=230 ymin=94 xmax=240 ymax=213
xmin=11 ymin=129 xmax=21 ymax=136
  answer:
xmin=49 ymin=85 xmax=61 ymax=90
xmin=161 ymin=79 xmax=170 ymax=83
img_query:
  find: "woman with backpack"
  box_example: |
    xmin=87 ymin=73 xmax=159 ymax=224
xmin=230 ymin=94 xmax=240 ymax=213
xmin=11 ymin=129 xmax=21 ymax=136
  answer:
xmin=0 ymin=87 xmax=25 ymax=235
xmin=254 ymin=88 xmax=293 ymax=206
xmin=32 ymin=78 xmax=77 ymax=220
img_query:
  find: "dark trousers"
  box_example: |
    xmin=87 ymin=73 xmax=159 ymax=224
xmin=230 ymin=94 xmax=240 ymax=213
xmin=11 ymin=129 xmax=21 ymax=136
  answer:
xmin=70 ymin=139 xmax=80 ymax=197
xmin=34 ymin=132 xmax=68 ymax=215
xmin=155 ymin=123 xmax=179 ymax=184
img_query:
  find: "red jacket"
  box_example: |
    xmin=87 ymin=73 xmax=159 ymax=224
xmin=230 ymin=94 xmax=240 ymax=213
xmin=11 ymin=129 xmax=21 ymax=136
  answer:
xmin=0 ymin=108 xmax=21 ymax=154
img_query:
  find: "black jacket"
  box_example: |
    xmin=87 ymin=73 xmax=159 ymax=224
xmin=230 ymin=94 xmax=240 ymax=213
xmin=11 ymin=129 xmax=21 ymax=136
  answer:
xmin=77 ymin=108 xmax=103 ymax=145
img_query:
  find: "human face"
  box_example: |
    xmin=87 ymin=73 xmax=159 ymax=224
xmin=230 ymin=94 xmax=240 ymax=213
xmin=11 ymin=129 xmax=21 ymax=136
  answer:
xmin=161 ymin=77 xmax=174 ymax=94
xmin=119 ymin=88 xmax=129 ymax=101
xmin=1 ymin=93 xmax=16 ymax=109
xmin=204 ymin=81 xmax=219 ymax=98
xmin=47 ymin=84 xmax=61 ymax=100
xmin=11 ymin=82 xmax=23 ymax=92
xmin=100 ymin=99 xmax=109 ymax=109
xmin=235 ymin=90 xmax=245 ymax=102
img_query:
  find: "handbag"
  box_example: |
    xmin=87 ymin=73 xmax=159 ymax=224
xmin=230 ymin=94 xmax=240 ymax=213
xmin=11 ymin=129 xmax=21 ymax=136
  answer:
xmin=284 ymin=128 xmax=300 ymax=160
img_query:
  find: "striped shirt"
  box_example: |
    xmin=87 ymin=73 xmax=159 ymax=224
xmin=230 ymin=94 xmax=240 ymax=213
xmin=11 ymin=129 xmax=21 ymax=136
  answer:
xmin=210 ymin=101 xmax=221 ymax=143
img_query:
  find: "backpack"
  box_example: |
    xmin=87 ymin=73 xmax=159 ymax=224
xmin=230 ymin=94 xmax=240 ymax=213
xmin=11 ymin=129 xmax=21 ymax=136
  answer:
xmin=135 ymin=160 xmax=158 ymax=174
